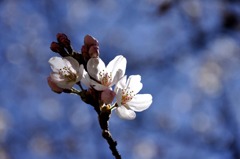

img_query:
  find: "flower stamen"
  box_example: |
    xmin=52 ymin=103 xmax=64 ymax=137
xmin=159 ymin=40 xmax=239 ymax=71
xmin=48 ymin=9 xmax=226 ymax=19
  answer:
xmin=121 ymin=88 xmax=135 ymax=105
xmin=99 ymin=70 xmax=112 ymax=86
xmin=59 ymin=66 xmax=77 ymax=81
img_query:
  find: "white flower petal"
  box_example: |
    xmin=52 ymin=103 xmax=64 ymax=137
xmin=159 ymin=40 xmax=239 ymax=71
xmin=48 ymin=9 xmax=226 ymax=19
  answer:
xmin=64 ymin=56 xmax=80 ymax=71
xmin=127 ymin=94 xmax=152 ymax=112
xmin=126 ymin=75 xmax=143 ymax=94
xmin=49 ymin=57 xmax=66 ymax=73
xmin=114 ymin=75 xmax=127 ymax=93
xmin=80 ymin=69 xmax=91 ymax=87
xmin=50 ymin=73 xmax=75 ymax=89
xmin=115 ymin=88 xmax=123 ymax=106
xmin=87 ymin=57 xmax=106 ymax=80
xmin=107 ymin=55 xmax=126 ymax=85
xmin=76 ymin=64 xmax=84 ymax=82
xmin=115 ymin=106 xmax=136 ymax=120
xmin=50 ymin=72 xmax=64 ymax=82
xmin=111 ymin=70 xmax=125 ymax=87
xmin=57 ymin=82 xmax=75 ymax=89
xmin=90 ymin=80 xmax=109 ymax=91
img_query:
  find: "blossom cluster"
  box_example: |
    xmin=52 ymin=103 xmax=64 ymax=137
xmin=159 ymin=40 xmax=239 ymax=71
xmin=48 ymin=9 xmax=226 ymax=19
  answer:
xmin=47 ymin=33 xmax=152 ymax=120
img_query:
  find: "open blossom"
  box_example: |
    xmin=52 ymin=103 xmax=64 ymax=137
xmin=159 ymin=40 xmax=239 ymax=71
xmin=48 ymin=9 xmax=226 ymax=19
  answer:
xmin=114 ymin=75 xmax=152 ymax=120
xmin=48 ymin=56 xmax=84 ymax=89
xmin=86 ymin=55 xmax=127 ymax=91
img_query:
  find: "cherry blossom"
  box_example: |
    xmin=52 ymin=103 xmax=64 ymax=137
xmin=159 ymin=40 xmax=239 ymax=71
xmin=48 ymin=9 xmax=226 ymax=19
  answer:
xmin=114 ymin=75 xmax=152 ymax=120
xmin=86 ymin=55 xmax=126 ymax=91
xmin=48 ymin=56 xmax=84 ymax=89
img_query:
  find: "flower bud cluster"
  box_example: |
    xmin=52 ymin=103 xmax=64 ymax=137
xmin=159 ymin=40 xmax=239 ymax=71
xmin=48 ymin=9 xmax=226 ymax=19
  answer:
xmin=81 ymin=35 xmax=100 ymax=61
xmin=47 ymin=33 xmax=152 ymax=120
xmin=50 ymin=33 xmax=72 ymax=57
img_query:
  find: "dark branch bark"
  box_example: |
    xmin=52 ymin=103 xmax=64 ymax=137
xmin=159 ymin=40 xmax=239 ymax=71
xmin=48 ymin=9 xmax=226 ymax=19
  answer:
xmin=102 ymin=130 xmax=121 ymax=159
xmin=99 ymin=105 xmax=121 ymax=159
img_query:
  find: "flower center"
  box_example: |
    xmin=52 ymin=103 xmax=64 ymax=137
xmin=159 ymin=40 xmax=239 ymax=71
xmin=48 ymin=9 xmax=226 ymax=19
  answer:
xmin=99 ymin=70 xmax=112 ymax=86
xmin=59 ymin=66 xmax=77 ymax=81
xmin=121 ymin=88 xmax=135 ymax=105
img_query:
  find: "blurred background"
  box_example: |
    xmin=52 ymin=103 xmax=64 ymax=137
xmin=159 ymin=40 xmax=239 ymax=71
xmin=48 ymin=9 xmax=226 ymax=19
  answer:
xmin=1 ymin=0 xmax=240 ymax=159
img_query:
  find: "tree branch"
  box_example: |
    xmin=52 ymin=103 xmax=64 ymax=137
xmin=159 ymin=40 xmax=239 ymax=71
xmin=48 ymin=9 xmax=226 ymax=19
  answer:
xmin=98 ymin=105 xmax=121 ymax=159
xmin=102 ymin=130 xmax=121 ymax=159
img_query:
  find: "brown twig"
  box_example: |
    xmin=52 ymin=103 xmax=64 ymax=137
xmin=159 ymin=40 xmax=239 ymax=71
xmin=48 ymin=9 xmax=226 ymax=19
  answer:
xmin=99 ymin=105 xmax=121 ymax=159
xmin=102 ymin=130 xmax=121 ymax=159
xmin=79 ymin=90 xmax=121 ymax=158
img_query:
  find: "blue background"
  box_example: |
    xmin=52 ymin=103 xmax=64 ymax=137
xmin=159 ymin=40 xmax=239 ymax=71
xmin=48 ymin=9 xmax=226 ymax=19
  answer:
xmin=1 ymin=0 xmax=240 ymax=159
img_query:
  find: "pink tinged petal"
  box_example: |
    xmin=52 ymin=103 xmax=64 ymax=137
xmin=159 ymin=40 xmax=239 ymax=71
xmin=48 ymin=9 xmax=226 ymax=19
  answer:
xmin=115 ymin=106 xmax=136 ymax=120
xmin=101 ymin=89 xmax=116 ymax=104
xmin=126 ymin=75 xmax=143 ymax=94
xmin=47 ymin=76 xmax=63 ymax=93
xmin=127 ymin=94 xmax=152 ymax=112
xmin=48 ymin=57 xmax=66 ymax=73
xmin=107 ymin=55 xmax=127 ymax=85
xmin=87 ymin=57 xmax=106 ymax=80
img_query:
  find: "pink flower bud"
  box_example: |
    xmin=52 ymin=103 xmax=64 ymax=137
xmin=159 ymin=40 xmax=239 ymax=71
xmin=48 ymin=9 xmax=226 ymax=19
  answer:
xmin=101 ymin=89 xmax=116 ymax=104
xmin=50 ymin=42 xmax=68 ymax=57
xmin=47 ymin=76 xmax=63 ymax=93
xmin=56 ymin=33 xmax=72 ymax=53
xmin=89 ymin=45 xmax=99 ymax=58
xmin=50 ymin=42 xmax=62 ymax=53
xmin=84 ymin=35 xmax=99 ymax=46
xmin=81 ymin=45 xmax=88 ymax=54
xmin=57 ymin=33 xmax=71 ymax=46
xmin=81 ymin=35 xmax=100 ymax=62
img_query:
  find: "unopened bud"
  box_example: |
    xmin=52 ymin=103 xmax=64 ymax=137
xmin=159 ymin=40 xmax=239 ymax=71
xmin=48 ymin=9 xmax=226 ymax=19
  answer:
xmin=50 ymin=42 xmax=62 ymax=53
xmin=50 ymin=42 xmax=68 ymax=57
xmin=57 ymin=33 xmax=70 ymax=46
xmin=81 ymin=35 xmax=100 ymax=62
xmin=89 ymin=45 xmax=99 ymax=58
xmin=57 ymin=33 xmax=72 ymax=53
xmin=81 ymin=45 xmax=88 ymax=54
xmin=84 ymin=34 xmax=99 ymax=46
xmin=101 ymin=89 xmax=116 ymax=104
